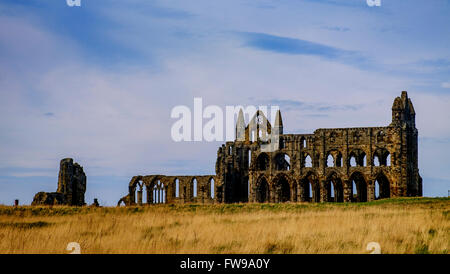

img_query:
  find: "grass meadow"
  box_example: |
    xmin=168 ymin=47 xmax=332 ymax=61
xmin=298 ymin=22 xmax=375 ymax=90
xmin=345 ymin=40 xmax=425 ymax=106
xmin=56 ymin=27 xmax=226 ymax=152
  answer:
xmin=0 ymin=197 xmax=448 ymax=254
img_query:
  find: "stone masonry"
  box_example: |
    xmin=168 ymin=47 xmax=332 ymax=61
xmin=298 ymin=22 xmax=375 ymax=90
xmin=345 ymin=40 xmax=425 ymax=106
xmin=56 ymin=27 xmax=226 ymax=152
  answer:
xmin=120 ymin=91 xmax=422 ymax=205
xmin=32 ymin=158 xmax=87 ymax=206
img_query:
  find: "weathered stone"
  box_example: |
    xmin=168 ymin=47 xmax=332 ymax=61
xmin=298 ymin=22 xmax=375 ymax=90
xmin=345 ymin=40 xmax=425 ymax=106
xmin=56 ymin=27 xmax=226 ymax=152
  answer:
xmin=91 ymin=198 xmax=100 ymax=207
xmin=32 ymin=158 xmax=87 ymax=206
xmin=121 ymin=92 xmax=421 ymax=205
xmin=57 ymin=158 xmax=87 ymax=206
xmin=31 ymin=192 xmax=66 ymax=205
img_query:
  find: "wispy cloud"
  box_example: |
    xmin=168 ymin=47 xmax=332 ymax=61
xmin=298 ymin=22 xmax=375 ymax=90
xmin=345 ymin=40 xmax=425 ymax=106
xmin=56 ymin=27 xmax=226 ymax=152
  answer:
xmin=253 ymin=98 xmax=365 ymax=112
xmin=238 ymin=32 xmax=352 ymax=58
xmin=236 ymin=32 xmax=370 ymax=69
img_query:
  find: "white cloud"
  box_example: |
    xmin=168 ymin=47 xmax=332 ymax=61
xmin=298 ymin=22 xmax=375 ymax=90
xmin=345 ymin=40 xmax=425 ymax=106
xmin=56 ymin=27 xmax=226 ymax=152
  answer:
xmin=441 ymin=82 xmax=450 ymax=88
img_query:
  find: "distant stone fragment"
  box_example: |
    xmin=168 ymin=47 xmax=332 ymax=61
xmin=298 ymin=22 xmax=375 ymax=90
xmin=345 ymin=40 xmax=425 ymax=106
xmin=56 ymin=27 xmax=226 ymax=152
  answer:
xmin=91 ymin=198 xmax=100 ymax=207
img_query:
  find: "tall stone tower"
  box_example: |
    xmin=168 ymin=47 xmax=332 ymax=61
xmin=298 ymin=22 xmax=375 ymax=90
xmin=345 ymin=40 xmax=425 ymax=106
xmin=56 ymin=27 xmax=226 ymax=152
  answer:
xmin=390 ymin=91 xmax=422 ymax=196
xmin=57 ymin=158 xmax=87 ymax=206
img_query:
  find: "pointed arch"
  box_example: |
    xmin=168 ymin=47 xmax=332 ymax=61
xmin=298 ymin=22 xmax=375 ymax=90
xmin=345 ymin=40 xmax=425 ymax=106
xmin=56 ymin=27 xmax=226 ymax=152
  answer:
xmin=300 ymin=172 xmax=319 ymax=202
xmin=256 ymin=176 xmax=269 ymax=203
xmin=349 ymin=172 xmax=367 ymax=202
xmin=256 ymin=153 xmax=270 ymax=170
xmin=274 ymin=152 xmax=290 ymax=171
xmin=325 ymin=172 xmax=344 ymax=202
xmin=273 ymin=174 xmax=291 ymax=202
xmin=304 ymin=153 xmax=313 ymax=168
xmin=374 ymin=172 xmax=390 ymax=199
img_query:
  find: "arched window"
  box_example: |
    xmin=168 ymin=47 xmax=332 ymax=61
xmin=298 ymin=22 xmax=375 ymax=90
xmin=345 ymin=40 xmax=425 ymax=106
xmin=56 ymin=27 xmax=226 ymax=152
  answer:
xmin=305 ymin=155 xmax=312 ymax=167
xmin=193 ymin=178 xmax=198 ymax=197
xmin=210 ymin=178 xmax=215 ymax=198
xmin=302 ymin=138 xmax=307 ymax=148
xmin=275 ymin=153 xmax=290 ymax=171
xmin=151 ymin=180 xmax=166 ymax=204
xmin=256 ymin=153 xmax=270 ymax=170
xmin=386 ymin=153 xmax=391 ymax=166
xmin=363 ymin=154 xmax=367 ymax=166
xmin=350 ymin=172 xmax=367 ymax=202
xmin=374 ymin=155 xmax=380 ymax=166
xmin=375 ymin=173 xmax=390 ymax=199
xmin=256 ymin=177 xmax=269 ymax=203
xmin=327 ymin=154 xmax=334 ymax=167
xmin=142 ymin=182 xmax=147 ymax=204
xmin=153 ymin=184 xmax=158 ymax=203
xmin=350 ymin=156 xmax=357 ymax=167
xmin=308 ymin=182 xmax=313 ymax=201
xmin=248 ymin=149 xmax=252 ymax=167
xmin=175 ymin=178 xmax=180 ymax=198
xmin=330 ymin=181 xmax=335 ymax=199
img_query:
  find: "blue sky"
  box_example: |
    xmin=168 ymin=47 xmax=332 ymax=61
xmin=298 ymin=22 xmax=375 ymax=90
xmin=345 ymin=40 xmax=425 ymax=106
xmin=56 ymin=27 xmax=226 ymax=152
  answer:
xmin=0 ymin=0 xmax=450 ymax=205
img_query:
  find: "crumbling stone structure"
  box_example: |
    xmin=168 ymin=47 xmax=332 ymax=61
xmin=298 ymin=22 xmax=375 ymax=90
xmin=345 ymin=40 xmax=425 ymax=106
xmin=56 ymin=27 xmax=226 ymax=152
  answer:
xmin=32 ymin=158 xmax=87 ymax=206
xmin=121 ymin=91 xmax=421 ymax=205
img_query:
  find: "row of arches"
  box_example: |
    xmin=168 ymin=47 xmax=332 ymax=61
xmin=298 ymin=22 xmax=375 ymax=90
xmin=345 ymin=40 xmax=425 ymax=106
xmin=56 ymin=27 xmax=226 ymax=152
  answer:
xmin=253 ymin=171 xmax=391 ymax=203
xmin=131 ymin=176 xmax=215 ymax=205
xmin=254 ymin=148 xmax=392 ymax=171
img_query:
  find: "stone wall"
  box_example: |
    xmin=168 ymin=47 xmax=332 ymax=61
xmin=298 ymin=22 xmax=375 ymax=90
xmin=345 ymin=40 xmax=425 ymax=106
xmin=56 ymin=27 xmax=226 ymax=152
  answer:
xmin=32 ymin=158 xmax=87 ymax=206
xmin=122 ymin=91 xmax=421 ymax=205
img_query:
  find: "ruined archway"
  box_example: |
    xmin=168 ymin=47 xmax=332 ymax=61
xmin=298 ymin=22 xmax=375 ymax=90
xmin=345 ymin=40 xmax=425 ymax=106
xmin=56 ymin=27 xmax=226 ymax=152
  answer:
xmin=151 ymin=180 xmax=166 ymax=204
xmin=256 ymin=153 xmax=270 ymax=171
xmin=325 ymin=173 xmax=344 ymax=202
xmin=256 ymin=176 xmax=269 ymax=203
xmin=349 ymin=149 xmax=367 ymax=167
xmin=374 ymin=148 xmax=391 ymax=166
xmin=274 ymin=153 xmax=290 ymax=171
xmin=299 ymin=172 xmax=319 ymax=202
xmin=374 ymin=172 xmax=390 ymax=199
xmin=273 ymin=174 xmax=291 ymax=202
xmin=350 ymin=172 xmax=367 ymax=202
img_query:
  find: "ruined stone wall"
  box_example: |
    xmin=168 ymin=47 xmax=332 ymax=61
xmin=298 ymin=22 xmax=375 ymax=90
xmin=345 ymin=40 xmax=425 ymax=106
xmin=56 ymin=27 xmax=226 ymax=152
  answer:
xmin=32 ymin=158 xmax=87 ymax=206
xmin=122 ymin=91 xmax=421 ymax=205
xmin=121 ymin=175 xmax=216 ymax=205
xmin=57 ymin=158 xmax=87 ymax=206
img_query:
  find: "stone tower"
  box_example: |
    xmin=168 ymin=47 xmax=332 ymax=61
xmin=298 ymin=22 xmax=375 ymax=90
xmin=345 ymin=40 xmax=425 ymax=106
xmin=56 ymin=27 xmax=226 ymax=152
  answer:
xmin=57 ymin=158 xmax=87 ymax=206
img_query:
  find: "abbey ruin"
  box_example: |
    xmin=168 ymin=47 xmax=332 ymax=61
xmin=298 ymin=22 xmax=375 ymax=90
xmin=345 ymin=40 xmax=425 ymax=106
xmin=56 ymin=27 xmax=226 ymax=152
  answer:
xmin=32 ymin=158 xmax=87 ymax=206
xmin=119 ymin=91 xmax=422 ymax=205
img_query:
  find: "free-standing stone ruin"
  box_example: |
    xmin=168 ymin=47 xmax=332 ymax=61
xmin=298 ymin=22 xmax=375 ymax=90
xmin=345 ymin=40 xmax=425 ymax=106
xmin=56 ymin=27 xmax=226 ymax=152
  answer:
xmin=32 ymin=158 xmax=87 ymax=206
xmin=119 ymin=91 xmax=422 ymax=205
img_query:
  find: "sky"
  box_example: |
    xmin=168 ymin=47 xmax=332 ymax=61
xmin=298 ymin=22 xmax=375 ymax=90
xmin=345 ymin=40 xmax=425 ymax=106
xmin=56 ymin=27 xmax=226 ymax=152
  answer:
xmin=0 ymin=0 xmax=449 ymax=205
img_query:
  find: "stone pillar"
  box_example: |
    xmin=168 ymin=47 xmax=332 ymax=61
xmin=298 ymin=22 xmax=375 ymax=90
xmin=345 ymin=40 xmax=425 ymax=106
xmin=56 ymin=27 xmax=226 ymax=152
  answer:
xmin=129 ymin=186 xmax=136 ymax=204
xmin=343 ymin=180 xmax=352 ymax=202
xmin=320 ymin=180 xmax=327 ymax=202
xmin=297 ymin=181 xmax=303 ymax=202
xmin=137 ymin=189 xmax=143 ymax=205
xmin=146 ymin=188 xmax=151 ymax=204
xmin=367 ymin=180 xmax=375 ymax=202
xmin=290 ymin=182 xmax=297 ymax=202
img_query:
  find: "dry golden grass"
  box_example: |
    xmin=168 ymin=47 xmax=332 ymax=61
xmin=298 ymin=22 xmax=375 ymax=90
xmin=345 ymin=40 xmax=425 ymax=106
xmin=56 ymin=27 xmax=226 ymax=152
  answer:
xmin=0 ymin=197 xmax=448 ymax=254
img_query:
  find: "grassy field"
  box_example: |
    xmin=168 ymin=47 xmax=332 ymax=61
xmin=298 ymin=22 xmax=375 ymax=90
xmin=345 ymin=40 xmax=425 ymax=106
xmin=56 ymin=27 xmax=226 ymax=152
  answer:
xmin=0 ymin=197 xmax=448 ymax=254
